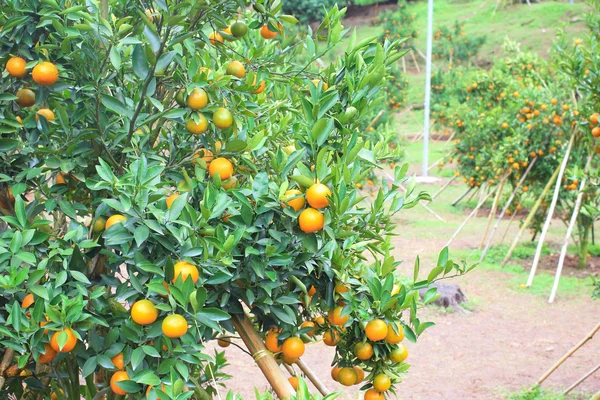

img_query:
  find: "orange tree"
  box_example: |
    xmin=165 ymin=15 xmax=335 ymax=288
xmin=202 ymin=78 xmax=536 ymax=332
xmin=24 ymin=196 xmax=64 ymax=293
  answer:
xmin=0 ymin=1 xmax=471 ymax=399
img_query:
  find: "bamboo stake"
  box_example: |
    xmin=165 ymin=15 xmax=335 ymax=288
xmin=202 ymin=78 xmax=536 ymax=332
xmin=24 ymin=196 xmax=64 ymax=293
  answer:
xmin=231 ymin=314 xmax=295 ymax=399
xmin=296 ymin=359 xmax=331 ymax=396
xmin=445 ymin=186 xmax=497 ymax=248
xmin=366 ymin=110 xmax=385 ymax=131
xmin=402 ymin=56 xmax=407 ymax=73
xmin=500 ymin=200 xmax=520 ymax=245
xmin=480 ymin=158 xmax=537 ymax=261
xmin=466 ymin=186 xmax=480 ymax=203
xmin=410 ymin=50 xmax=421 ymax=73
xmin=537 ymin=322 xmax=600 ymax=385
xmin=381 ymin=172 xmax=447 ymax=222
xmin=563 ymin=361 xmax=600 ymax=394
xmin=283 ymin=363 xmax=295 ymax=376
xmin=549 ymin=155 xmax=592 ymax=303
xmin=479 ymin=177 xmax=507 ymax=250
xmin=527 ymin=135 xmax=575 ymax=287
xmin=451 ymin=187 xmax=473 ymax=207
xmin=432 ymin=175 xmax=457 ymax=200
xmin=502 ymin=164 xmax=561 ymax=266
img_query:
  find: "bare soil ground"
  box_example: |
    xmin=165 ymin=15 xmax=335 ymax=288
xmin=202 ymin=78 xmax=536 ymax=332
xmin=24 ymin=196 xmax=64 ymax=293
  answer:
xmin=211 ymin=146 xmax=600 ymax=399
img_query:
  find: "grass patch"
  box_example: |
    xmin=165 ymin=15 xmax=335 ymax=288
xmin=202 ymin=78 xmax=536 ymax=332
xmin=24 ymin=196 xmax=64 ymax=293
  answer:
xmin=503 ymin=386 xmax=593 ymax=400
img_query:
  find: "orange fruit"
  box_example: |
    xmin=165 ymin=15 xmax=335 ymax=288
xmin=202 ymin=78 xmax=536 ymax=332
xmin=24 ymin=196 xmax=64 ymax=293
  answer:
xmin=217 ymin=337 xmax=230 ymax=347
xmin=162 ymin=314 xmax=188 ymax=338
xmin=222 ymin=176 xmax=238 ymax=190
xmin=38 ymin=343 xmax=57 ymax=364
xmin=314 ymin=316 xmax=326 ymax=326
xmin=283 ymin=190 xmax=305 ymax=212
xmin=36 ymin=108 xmax=55 ymax=122
xmin=365 ymin=319 xmax=388 ymax=341
xmin=310 ymin=79 xmax=328 ymax=91
xmin=353 ymin=342 xmax=373 ymax=360
xmin=186 ymin=115 xmax=208 ymax=134
xmin=50 ymin=390 xmax=63 ymax=400
xmin=131 ymin=299 xmax=159 ymax=325
xmin=331 ymin=366 xmax=341 ymax=381
xmin=40 ymin=319 xmax=50 ymax=335
xmin=354 ymin=366 xmax=365 ymax=383
xmin=110 ymin=370 xmax=131 ymax=395
xmin=281 ymin=354 xmax=298 ymax=364
xmin=105 ymin=214 xmax=127 ymax=229
xmin=306 ymin=183 xmax=331 ymax=209
xmin=591 ymin=113 xmax=599 ymax=125
xmin=389 ymin=344 xmax=408 ymax=363
xmin=334 ymin=282 xmax=349 ymax=293
xmin=364 ymin=388 xmax=384 ymax=400
xmin=282 ymin=337 xmax=305 ymax=359
xmin=32 ymin=62 xmax=59 ymax=86
xmin=252 ymin=80 xmax=266 ymax=94
xmin=213 ymin=108 xmax=233 ymax=130
xmin=385 ymin=323 xmax=404 ymax=344
xmin=21 ymin=293 xmax=34 ymax=309
xmin=111 ymin=352 xmax=125 ymax=370
xmin=592 ymin=127 xmax=600 ymax=137
xmin=172 ymin=261 xmax=199 ymax=284
xmin=373 ymin=374 xmax=391 ymax=392
xmin=337 ymin=367 xmax=358 ymax=386
xmin=260 ymin=24 xmax=278 ymax=39
xmin=265 ymin=328 xmax=282 ymax=352
xmin=209 ymin=157 xmax=234 ymax=181
xmin=50 ymin=328 xmax=77 ymax=352
xmin=231 ymin=21 xmax=248 ymax=38
xmin=226 ymin=60 xmax=245 ymax=78
xmin=308 ymin=285 xmax=317 ymax=296
xmin=209 ymin=31 xmax=224 ymax=45
xmin=187 ymin=88 xmax=208 ymax=110
xmin=6 ymin=57 xmax=27 ymax=78
xmin=299 ymin=208 xmax=324 ymax=233
xmin=192 ymin=148 xmax=214 ymax=165
xmin=323 ymin=330 xmax=339 ymax=346
xmin=16 ymin=88 xmax=35 ymax=107
xmin=391 ymin=284 xmax=400 ymax=296
xmin=300 ymin=321 xmax=315 ymax=337
xmin=166 ymin=194 xmax=180 ymax=209
xmin=288 ymin=376 xmax=299 ymax=390
xmin=146 ymin=384 xmax=166 ymax=398
xmin=327 ymin=306 xmax=348 ymax=326
xmin=93 ymin=218 xmax=106 ymax=233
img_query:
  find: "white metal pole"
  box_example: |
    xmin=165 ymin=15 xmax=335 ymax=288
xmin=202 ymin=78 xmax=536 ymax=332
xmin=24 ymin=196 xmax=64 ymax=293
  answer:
xmin=422 ymin=0 xmax=434 ymax=177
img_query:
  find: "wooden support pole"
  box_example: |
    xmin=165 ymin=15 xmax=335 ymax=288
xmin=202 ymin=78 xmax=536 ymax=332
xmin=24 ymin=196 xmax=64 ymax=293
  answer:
xmin=500 ymin=201 xmax=520 ymax=245
xmin=410 ymin=50 xmax=421 ymax=73
xmin=445 ymin=186 xmax=497 ymax=248
xmin=563 ymin=361 xmax=600 ymax=395
xmin=366 ymin=110 xmax=385 ymax=131
xmin=479 ymin=177 xmax=506 ymax=250
xmin=537 ymin=322 xmax=600 ymax=385
xmin=480 ymin=158 xmax=537 ymax=261
xmin=549 ymin=154 xmax=592 ymax=303
xmin=0 ymin=349 xmax=14 ymax=390
xmin=451 ymin=187 xmax=473 ymax=207
xmin=432 ymin=176 xmax=457 ymax=200
xmin=502 ymin=163 xmax=561 ymax=267
xmin=527 ymin=135 xmax=575 ymax=287
xmin=231 ymin=314 xmax=295 ymax=399
xmin=296 ymin=359 xmax=331 ymax=396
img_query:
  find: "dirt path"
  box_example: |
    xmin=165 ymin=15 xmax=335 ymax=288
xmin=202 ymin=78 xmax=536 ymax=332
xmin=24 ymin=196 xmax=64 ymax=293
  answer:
xmin=212 ymin=170 xmax=600 ymax=399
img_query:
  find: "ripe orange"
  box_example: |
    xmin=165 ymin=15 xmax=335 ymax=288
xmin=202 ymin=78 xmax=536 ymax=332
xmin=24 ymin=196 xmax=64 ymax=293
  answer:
xmin=193 ymin=148 xmax=214 ymax=165
xmin=281 ymin=354 xmax=298 ymax=365
xmin=36 ymin=108 xmax=55 ymax=122
xmin=16 ymin=88 xmax=35 ymax=107
xmin=213 ymin=108 xmax=233 ymax=130
xmin=50 ymin=390 xmax=63 ymax=400
xmin=21 ymin=293 xmax=34 ymax=308
xmin=299 ymin=208 xmax=324 ymax=233
xmin=331 ymin=366 xmax=341 ymax=381
xmin=131 ymin=299 xmax=159 ymax=325
xmin=308 ymin=285 xmax=317 ymax=296
xmin=187 ymin=88 xmax=208 ymax=110
xmin=162 ymin=314 xmax=188 ymax=338
xmin=222 ymin=176 xmax=238 ymax=190
xmin=209 ymin=157 xmax=234 ymax=181
xmin=226 ymin=60 xmax=246 ymax=78
xmin=310 ymin=79 xmax=328 ymax=91
xmin=354 ymin=366 xmax=365 ymax=383
xmin=314 ymin=316 xmax=326 ymax=326
xmin=337 ymin=367 xmax=358 ymax=386
xmin=354 ymin=342 xmax=373 ymax=360
xmin=385 ymin=323 xmax=404 ymax=344
xmin=334 ymin=282 xmax=349 ymax=293
xmin=365 ymin=319 xmax=388 ymax=341
xmin=172 ymin=261 xmax=199 ymax=284
xmin=110 ymin=370 xmax=131 ymax=395
xmin=252 ymin=80 xmax=266 ymax=94
xmin=217 ymin=337 xmax=230 ymax=347
xmin=288 ymin=376 xmax=299 ymax=390
xmin=323 ymin=330 xmax=339 ymax=346
xmin=38 ymin=343 xmax=57 ymax=364
xmin=32 ymin=62 xmax=59 ymax=86
xmin=111 ymin=352 xmax=125 ymax=370
xmin=327 ymin=306 xmax=348 ymax=326
xmin=282 ymin=337 xmax=305 ymax=359
xmin=50 ymin=328 xmax=78 ymax=352
xmin=265 ymin=329 xmax=282 ymax=352
xmin=166 ymin=194 xmax=180 ymax=209
xmin=306 ymin=183 xmax=331 ymax=209
xmin=389 ymin=344 xmax=409 ymax=363
xmin=209 ymin=31 xmax=224 ymax=45
xmin=6 ymin=57 xmax=27 ymax=78
xmin=592 ymin=127 xmax=600 ymax=137
xmin=591 ymin=113 xmax=599 ymax=125
xmin=283 ymin=190 xmax=305 ymax=212
xmin=300 ymin=321 xmax=316 ymax=337
xmin=260 ymin=24 xmax=278 ymax=39
xmin=373 ymin=374 xmax=391 ymax=392
xmin=186 ymin=115 xmax=208 ymax=134
xmin=364 ymin=388 xmax=384 ymax=400
xmin=105 ymin=214 xmax=127 ymax=229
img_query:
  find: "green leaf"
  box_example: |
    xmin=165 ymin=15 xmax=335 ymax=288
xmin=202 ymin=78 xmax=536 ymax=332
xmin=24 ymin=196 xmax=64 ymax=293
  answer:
xmin=82 ymin=357 xmax=97 ymax=378
xmin=311 ymin=118 xmax=335 ymax=146
xmin=252 ymin=172 xmax=269 ymax=199
xmin=109 ymin=47 xmax=121 ymax=70
xmin=0 ymin=139 xmax=19 ymax=152
xmin=132 ymin=44 xmax=149 ymax=79
xmin=14 ymin=196 xmax=26 ymax=228
xmin=101 ymin=94 xmax=132 ymax=118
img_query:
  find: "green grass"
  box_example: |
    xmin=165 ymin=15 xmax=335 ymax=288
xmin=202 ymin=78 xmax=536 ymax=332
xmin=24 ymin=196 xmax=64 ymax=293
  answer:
xmin=503 ymin=386 xmax=593 ymax=400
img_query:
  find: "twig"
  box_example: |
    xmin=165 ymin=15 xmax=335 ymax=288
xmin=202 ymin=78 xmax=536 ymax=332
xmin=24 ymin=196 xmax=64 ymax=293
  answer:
xmin=445 ymin=185 xmax=497 ymax=248
xmin=0 ymin=349 xmax=15 ymax=390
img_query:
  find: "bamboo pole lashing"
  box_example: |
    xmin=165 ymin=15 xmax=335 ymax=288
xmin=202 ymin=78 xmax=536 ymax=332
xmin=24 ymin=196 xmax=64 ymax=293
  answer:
xmin=479 ymin=177 xmax=507 ymax=250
